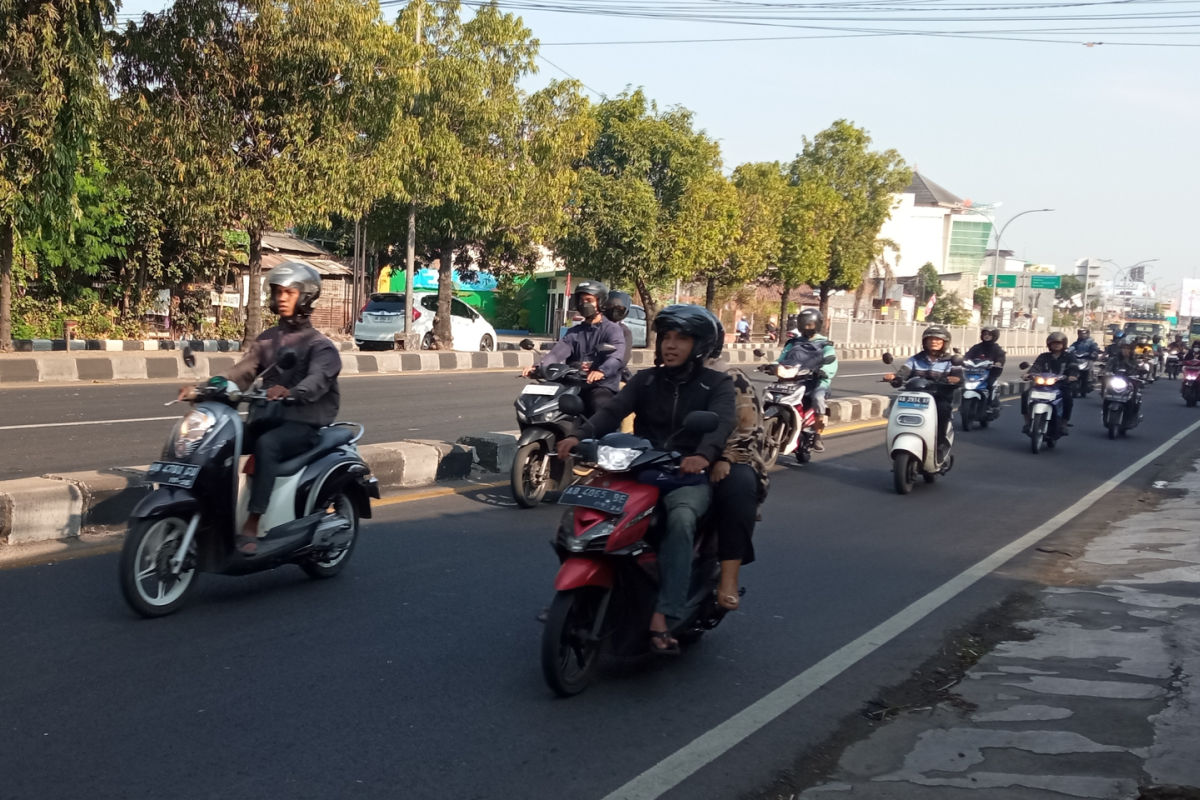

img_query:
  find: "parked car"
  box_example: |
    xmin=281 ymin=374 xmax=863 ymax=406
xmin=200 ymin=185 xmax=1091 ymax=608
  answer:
xmin=558 ymin=304 xmax=648 ymax=348
xmin=354 ymin=292 xmax=497 ymax=351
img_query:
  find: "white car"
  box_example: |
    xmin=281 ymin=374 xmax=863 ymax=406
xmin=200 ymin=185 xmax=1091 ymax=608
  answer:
xmin=354 ymin=292 xmax=497 ymax=351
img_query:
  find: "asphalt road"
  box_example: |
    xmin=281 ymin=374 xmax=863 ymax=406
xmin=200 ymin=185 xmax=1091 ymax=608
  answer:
xmin=2 ymin=378 xmax=1197 ymax=799
xmin=0 ymin=358 xmax=1028 ymax=480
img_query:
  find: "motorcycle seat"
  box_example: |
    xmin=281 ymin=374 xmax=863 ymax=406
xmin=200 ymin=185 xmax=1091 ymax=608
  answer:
xmin=274 ymin=426 xmax=357 ymax=476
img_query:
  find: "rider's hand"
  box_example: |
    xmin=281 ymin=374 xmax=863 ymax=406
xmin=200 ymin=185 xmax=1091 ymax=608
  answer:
xmin=266 ymin=385 xmax=290 ymax=401
xmin=586 ymin=370 xmax=606 ymax=384
xmin=946 ymin=376 xmax=961 ymax=384
xmin=556 ymin=437 xmax=579 ymax=460
xmin=177 ymin=385 xmax=196 ymax=401
xmin=710 ymin=460 xmax=731 ymax=483
xmin=883 ymin=372 xmax=895 ymax=382
xmin=1068 ymin=375 xmax=1078 ymax=382
xmin=521 ymin=365 xmax=535 ymax=378
xmin=679 ymin=455 xmax=710 ymax=475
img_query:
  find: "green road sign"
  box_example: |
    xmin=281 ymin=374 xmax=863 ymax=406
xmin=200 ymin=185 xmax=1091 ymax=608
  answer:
xmin=985 ymin=274 xmax=1017 ymax=288
xmin=1030 ymin=275 xmax=1062 ymax=290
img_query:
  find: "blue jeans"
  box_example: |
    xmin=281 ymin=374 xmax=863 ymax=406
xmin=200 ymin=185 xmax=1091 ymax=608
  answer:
xmin=657 ymin=483 xmax=711 ymax=622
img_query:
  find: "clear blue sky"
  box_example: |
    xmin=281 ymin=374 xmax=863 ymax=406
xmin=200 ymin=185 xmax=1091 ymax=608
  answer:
xmin=116 ymin=0 xmax=1200 ymax=299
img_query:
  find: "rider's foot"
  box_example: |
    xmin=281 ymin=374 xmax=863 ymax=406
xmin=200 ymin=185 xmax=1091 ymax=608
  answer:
xmin=811 ymin=434 xmax=825 ymax=453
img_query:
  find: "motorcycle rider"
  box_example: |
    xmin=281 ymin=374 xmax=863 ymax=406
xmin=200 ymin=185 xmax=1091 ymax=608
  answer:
xmin=776 ymin=308 xmax=838 ymax=452
xmin=1071 ymin=328 xmax=1100 ymax=359
xmin=1186 ymin=340 xmax=1200 ymax=362
xmin=1106 ymin=338 xmax=1142 ymax=375
xmin=523 ymin=280 xmax=627 ymax=416
xmin=1105 ymin=330 xmax=1126 ymax=358
xmin=963 ymin=326 xmax=1006 ymax=411
xmin=883 ymin=324 xmax=962 ymax=460
xmin=556 ymin=305 xmax=735 ymax=655
xmin=1021 ymin=331 xmax=1079 ymax=435
xmin=178 ymin=262 xmax=342 ymax=555
xmin=602 ymin=290 xmax=635 ymax=380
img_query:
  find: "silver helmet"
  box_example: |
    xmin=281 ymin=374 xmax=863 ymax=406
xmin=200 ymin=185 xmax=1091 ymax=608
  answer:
xmin=265 ymin=261 xmax=322 ymax=316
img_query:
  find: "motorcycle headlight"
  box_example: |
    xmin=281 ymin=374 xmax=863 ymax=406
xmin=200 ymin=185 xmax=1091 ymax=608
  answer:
xmin=1108 ymin=377 xmax=1128 ymax=392
xmin=596 ymin=445 xmax=641 ymax=472
xmin=174 ymin=408 xmax=216 ymax=457
xmin=1034 ymin=376 xmax=1046 ymax=385
xmin=776 ymin=364 xmax=800 ymax=380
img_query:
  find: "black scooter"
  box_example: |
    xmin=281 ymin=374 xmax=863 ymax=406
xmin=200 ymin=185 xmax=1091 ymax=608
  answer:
xmin=118 ymin=347 xmax=379 ymax=617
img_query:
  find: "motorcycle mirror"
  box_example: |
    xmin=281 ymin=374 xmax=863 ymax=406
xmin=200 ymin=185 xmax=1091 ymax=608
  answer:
xmin=882 ymin=353 xmax=894 ymax=365
xmin=276 ymin=348 xmax=298 ymax=371
xmin=752 ymin=348 xmax=765 ymax=358
xmin=181 ymin=346 xmax=196 ymax=368
xmin=950 ymin=354 xmax=964 ymax=367
xmin=519 ymin=338 xmax=536 ymax=351
xmin=682 ymin=410 xmax=720 ymax=434
xmin=952 ymin=347 xmax=962 ymax=355
xmin=557 ymin=393 xmax=585 ymax=417
xmin=1019 ymin=361 xmax=1031 ymax=370
xmin=597 ymin=343 xmax=617 ymax=354
xmin=822 ymin=353 xmax=837 ymax=365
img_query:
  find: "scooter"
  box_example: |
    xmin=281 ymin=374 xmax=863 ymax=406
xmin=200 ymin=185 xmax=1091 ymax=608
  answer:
xmin=881 ymin=353 xmax=959 ymax=495
xmin=1181 ymin=360 xmax=1200 ymax=407
xmin=959 ymin=359 xmax=1000 ymax=431
xmin=754 ymin=342 xmax=835 ymax=467
xmin=1101 ymin=369 xmax=1144 ymax=439
xmin=540 ymin=395 xmax=728 ymax=697
xmin=1020 ymin=364 xmax=1069 ymax=454
xmin=1070 ymin=351 xmax=1095 ymax=397
xmin=510 ymin=361 xmax=587 ymax=508
xmin=118 ymin=347 xmax=379 ymax=618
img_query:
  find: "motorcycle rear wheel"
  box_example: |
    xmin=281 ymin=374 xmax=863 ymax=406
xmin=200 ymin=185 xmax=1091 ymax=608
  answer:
xmin=301 ymin=491 xmax=359 ymax=579
xmin=119 ymin=515 xmax=199 ymax=618
xmin=892 ymin=452 xmax=917 ymax=495
xmin=511 ymin=441 xmax=551 ymax=508
xmin=541 ymin=588 xmax=606 ymax=697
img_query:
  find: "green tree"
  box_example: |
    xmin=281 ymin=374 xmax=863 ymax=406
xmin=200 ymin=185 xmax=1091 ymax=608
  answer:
xmin=724 ymin=162 xmax=788 ymax=313
xmin=673 ymin=172 xmax=740 ymax=310
xmin=929 ymin=291 xmax=971 ymax=325
xmin=1056 ymin=275 xmax=1084 ymax=302
xmin=0 ymin=0 xmax=115 ymax=349
xmin=772 ymin=176 xmax=841 ymax=329
xmin=974 ymin=285 xmax=993 ymax=318
xmin=559 ymin=89 xmax=724 ymax=318
xmin=788 ymin=120 xmax=912 ymax=321
xmin=916 ymin=262 xmax=942 ymax=303
xmin=110 ymin=0 xmax=420 ymax=345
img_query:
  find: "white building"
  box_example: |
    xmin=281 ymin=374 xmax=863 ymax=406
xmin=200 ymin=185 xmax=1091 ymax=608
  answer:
xmin=876 ymin=173 xmax=994 ymax=281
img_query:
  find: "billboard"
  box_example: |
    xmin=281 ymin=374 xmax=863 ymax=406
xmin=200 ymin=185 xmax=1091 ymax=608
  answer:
xmin=1181 ymin=279 xmax=1200 ymax=318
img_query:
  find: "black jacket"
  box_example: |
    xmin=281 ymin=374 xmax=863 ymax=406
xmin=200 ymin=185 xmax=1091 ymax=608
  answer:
xmin=224 ymin=319 xmax=342 ymax=427
xmin=1028 ymin=350 xmax=1080 ymax=378
xmin=579 ymin=364 xmax=735 ymax=465
xmin=964 ymin=341 xmax=1006 ymax=365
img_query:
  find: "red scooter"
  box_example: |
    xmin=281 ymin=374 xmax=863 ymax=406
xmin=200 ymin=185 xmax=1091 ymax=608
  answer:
xmin=1182 ymin=360 xmax=1200 ymax=407
xmin=540 ymin=400 xmax=730 ymax=697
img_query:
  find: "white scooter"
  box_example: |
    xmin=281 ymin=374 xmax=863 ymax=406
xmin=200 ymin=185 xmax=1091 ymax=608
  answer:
xmin=882 ymin=352 xmax=960 ymax=494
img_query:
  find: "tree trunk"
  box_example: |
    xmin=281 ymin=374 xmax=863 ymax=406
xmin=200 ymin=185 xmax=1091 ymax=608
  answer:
xmin=433 ymin=239 xmax=455 ymax=349
xmin=243 ymin=226 xmax=264 ymax=348
xmin=818 ymin=283 xmax=832 ymax=333
xmin=705 ymin=277 xmax=716 ymax=311
xmin=634 ymin=275 xmax=656 ymax=319
xmin=0 ymin=217 xmax=12 ymax=351
xmin=778 ymin=282 xmax=791 ymax=332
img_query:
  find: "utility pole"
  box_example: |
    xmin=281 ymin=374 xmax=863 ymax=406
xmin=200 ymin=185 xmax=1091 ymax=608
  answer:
xmin=403 ymin=2 xmax=423 ymax=351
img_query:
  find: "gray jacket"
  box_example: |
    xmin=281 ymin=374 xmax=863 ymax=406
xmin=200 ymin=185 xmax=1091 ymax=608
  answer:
xmin=224 ymin=320 xmax=342 ymax=427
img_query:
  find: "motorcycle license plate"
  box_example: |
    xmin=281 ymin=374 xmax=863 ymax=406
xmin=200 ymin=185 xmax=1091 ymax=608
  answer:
xmin=146 ymin=461 xmax=200 ymax=488
xmin=1029 ymin=390 xmax=1058 ymax=401
xmin=558 ymin=484 xmax=628 ymax=514
xmin=896 ymin=395 xmax=929 ymax=408
xmin=520 ymin=384 xmax=558 ymax=396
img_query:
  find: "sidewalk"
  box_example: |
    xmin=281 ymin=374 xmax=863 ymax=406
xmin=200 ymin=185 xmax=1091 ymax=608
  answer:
xmin=790 ymin=459 xmax=1200 ymax=799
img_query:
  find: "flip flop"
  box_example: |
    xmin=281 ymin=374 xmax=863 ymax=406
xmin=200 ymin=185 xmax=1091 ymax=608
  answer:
xmin=235 ymin=533 xmax=259 ymax=556
xmin=717 ymin=593 xmax=740 ymax=611
xmin=649 ymin=630 xmax=680 ymax=656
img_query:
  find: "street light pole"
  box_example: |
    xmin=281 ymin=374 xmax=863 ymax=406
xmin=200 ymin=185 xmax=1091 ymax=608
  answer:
xmin=989 ymin=208 xmax=1055 ymax=326
xmin=1099 ymin=258 xmax=1158 ymax=324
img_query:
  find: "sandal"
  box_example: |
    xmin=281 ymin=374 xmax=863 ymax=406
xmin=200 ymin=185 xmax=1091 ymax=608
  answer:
xmin=717 ymin=592 xmax=740 ymax=611
xmin=235 ymin=533 xmax=259 ymax=556
xmin=648 ymin=630 xmax=680 ymax=656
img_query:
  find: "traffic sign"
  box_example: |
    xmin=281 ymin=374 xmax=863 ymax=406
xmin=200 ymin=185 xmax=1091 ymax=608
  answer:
xmin=1030 ymin=275 xmax=1062 ymax=290
xmin=985 ymin=275 xmax=1017 ymax=288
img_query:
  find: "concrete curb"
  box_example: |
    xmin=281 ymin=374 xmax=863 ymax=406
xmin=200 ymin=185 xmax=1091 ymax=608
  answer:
xmin=9 ymin=338 xmax=241 ymax=353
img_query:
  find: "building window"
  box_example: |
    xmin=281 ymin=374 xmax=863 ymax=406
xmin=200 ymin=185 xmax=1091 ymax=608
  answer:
xmin=948 ymin=219 xmax=993 ymax=274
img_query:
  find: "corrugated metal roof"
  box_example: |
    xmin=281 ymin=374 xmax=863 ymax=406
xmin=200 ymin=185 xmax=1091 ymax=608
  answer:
xmin=261 ymin=231 xmax=331 ymax=256
xmin=261 ymin=252 xmax=353 ymax=276
xmin=905 ymin=172 xmax=962 ymax=207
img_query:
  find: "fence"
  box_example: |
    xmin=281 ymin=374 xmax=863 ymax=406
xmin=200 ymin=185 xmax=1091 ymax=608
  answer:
xmin=827 ymin=318 xmax=1070 ymax=352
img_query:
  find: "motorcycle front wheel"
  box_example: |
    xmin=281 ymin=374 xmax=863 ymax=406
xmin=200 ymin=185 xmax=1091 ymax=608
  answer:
xmin=959 ymin=400 xmax=974 ymax=432
xmin=761 ymin=416 xmax=781 ymax=469
xmin=1030 ymin=417 xmax=1046 ymax=454
xmin=892 ymin=452 xmax=917 ymax=495
xmin=511 ymin=441 xmax=551 ymax=508
xmin=119 ymin=515 xmax=199 ymax=618
xmin=541 ymin=588 xmax=606 ymax=697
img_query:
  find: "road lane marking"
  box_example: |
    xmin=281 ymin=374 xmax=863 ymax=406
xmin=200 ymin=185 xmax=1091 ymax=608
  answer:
xmin=0 ymin=415 xmax=178 ymax=431
xmin=600 ymin=417 xmax=1200 ymax=800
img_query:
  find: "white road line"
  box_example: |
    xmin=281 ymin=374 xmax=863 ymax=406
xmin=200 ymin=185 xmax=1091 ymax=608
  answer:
xmin=0 ymin=416 xmax=178 ymax=431
xmin=601 ymin=417 xmax=1200 ymax=800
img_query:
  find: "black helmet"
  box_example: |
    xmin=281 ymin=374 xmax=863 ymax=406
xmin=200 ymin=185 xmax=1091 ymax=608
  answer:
xmin=797 ymin=308 xmax=823 ymax=338
xmin=266 ymin=261 xmax=322 ymax=316
xmin=653 ymin=304 xmax=719 ymax=367
xmin=603 ymin=290 xmax=631 ymax=322
xmin=922 ymin=325 xmax=951 ymax=346
xmin=1047 ymin=331 xmax=1068 ymax=348
xmin=572 ymin=280 xmax=608 ymax=317
xmin=707 ymin=310 xmax=725 ymax=360
xmin=980 ymin=325 xmax=999 ymax=341
xmin=1153 ymin=334 xmax=1162 ymax=343
xmin=1077 ymin=328 xmax=1090 ymax=337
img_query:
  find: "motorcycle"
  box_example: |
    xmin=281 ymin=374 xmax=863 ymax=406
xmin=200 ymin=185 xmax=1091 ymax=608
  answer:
xmin=1020 ymin=364 xmax=1069 ymax=454
xmin=754 ymin=343 xmax=835 ymax=467
xmin=959 ymin=358 xmax=1000 ymax=431
xmin=1069 ymin=348 xmax=1096 ymax=397
xmin=1182 ymin=359 xmax=1200 ymax=407
xmin=881 ymin=353 xmax=959 ymax=494
xmin=1165 ymin=350 xmax=1182 ymax=380
xmin=511 ymin=361 xmax=587 ymax=508
xmin=540 ymin=395 xmax=728 ymax=697
xmin=118 ymin=347 xmax=379 ymax=618
xmin=1101 ymin=369 xmax=1143 ymax=439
